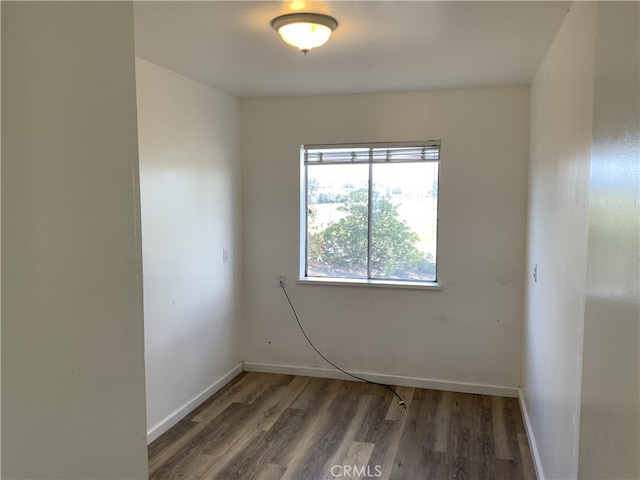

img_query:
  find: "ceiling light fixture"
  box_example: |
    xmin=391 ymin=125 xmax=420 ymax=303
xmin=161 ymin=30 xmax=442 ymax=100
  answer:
xmin=270 ymin=12 xmax=338 ymax=55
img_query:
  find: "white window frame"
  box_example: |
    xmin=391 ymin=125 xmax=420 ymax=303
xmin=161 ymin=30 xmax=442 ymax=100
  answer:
xmin=298 ymin=140 xmax=441 ymax=290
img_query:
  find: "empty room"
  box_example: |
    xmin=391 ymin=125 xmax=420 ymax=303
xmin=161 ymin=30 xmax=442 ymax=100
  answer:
xmin=1 ymin=1 xmax=638 ymax=480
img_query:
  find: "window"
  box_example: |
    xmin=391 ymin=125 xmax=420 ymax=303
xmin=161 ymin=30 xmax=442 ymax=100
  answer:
xmin=300 ymin=141 xmax=440 ymax=286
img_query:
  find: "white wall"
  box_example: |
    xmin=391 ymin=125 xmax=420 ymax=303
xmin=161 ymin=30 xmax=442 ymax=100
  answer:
xmin=578 ymin=2 xmax=639 ymax=478
xmin=135 ymin=58 xmax=243 ymax=442
xmin=523 ymin=2 xmax=640 ymax=479
xmin=521 ymin=3 xmax=597 ymax=479
xmin=241 ymin=87 xmax=529 ymax=394
xmin=0 ymin=4 xmax=3 ymax=477
xmin=1 ymin=3 xmax=148 ymax=479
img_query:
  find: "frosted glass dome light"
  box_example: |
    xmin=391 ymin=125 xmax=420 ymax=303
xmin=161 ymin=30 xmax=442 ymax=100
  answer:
xmin=270 ymin=13 xmax=338 ymax=55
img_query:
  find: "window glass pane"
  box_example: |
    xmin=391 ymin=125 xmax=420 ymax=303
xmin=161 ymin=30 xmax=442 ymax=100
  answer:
xmin=370 ymin=162 xmax=438 ymax=281
xmin=306 ymin=164 xmax=369 ymax=278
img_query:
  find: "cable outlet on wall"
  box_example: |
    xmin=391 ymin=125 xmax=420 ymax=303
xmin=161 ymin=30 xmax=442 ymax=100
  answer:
xmin=277 ymin=275 xmax=286 ymax=288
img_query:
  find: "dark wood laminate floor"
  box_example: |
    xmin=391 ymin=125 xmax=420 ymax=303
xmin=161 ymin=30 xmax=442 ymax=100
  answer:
xmin=148 ymin=372 xmax=536 ymax=480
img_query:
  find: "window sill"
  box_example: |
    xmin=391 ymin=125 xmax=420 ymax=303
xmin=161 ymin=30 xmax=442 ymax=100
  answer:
xmin=296 ymin=277 xmax=441 ymax=290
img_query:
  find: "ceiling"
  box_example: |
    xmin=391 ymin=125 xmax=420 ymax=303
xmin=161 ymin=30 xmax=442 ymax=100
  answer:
xmin=133 ymin=1 xmax=570 ymax=98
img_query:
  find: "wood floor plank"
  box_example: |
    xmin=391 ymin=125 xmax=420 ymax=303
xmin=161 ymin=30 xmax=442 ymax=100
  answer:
xmin=153 ymin=452 xmax=217 ymax=480
xmin=328 ymin=381 xmax=370 ymax=417
xmin=388 ymin=388 xmax=442 ymax=480
xmin=196 ymin=386 xmax=297 ymax=478
xmin=434 ymin=389 xmax=452 ymax=453
xmin=208 ymin=430 xmax=269 ymax=480
xmin=470 ymin=394 xmax=498 ymax=480
xmin=150 ymin=401 xmax=252 ymax=479
xmin=197 ymin=385 xmax=284 ymax=454
xmin=385 ymin=385 xmax=415 ymax=421
xmin=321 ymin=395 xmax=379 ymax=475
xmin=446 ymin=392 xmax=475 ymax=480
xmin=333 ymin=442 xmax=376 ymax=480
xmin=365 ymin=419 xmax=404 ymax=480
xmin=264 ymin=373 xmax=297 ymax=387
xmin=212 ymin=408 xmax=308 ymax=480
xmin=267 ymin=386 xmax=340 ymax=468
xmin=181 ymin=453 xmax=217 ymax=480
xmin=148 ymin=373 xmax=538 ymax=480
xmin=352 ymin=390 xmax=392 ymax=442
xmin=504 ymin=397 xmax=526 ymax=464
xmin=148 ymin=372 xmax=250 ymax=473
xmin=255 ymin=375 xmax=311 ymax=432
xmin=492 ymin=395 xmax=514 ymax=461
xmin=190 ymin=372 xmax=273 ymax=424
xmin=518 ymin=433 xmax=537 ymax=480
xmin=152 ymin=385 xmax=286 ymax=479
xmin=282 ymin=410 xmax=350 ymax=480
xmin=358 ymin=388 xmax=413 ymax=479
xmin=288 ymin=376 xmax=329 ymax=410
xmin=283 ymin=386 xmax=381 ymax=478
xmin=496 ymin=458 xmax=522 ymax=480
xmin=252 ymin=463 xmax=287 ymax=480
xmin=185 ymin=371 xmax=249 ymax=423
xmin=364 ymin=394 xmax=420 ymax=480
xmin=147 ymin=419 xmax=202 ymax=475
xmin=147 ymin=415 xmax=200 ymax=462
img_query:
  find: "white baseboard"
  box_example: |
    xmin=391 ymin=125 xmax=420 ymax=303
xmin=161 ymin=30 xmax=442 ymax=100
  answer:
xmin=146 ymin=361 xmax=244 ymax=444
xmin=243 ymin=362 xmax=519 ymax=398
xmin=518 ymin=388 xmax=544 ymax=480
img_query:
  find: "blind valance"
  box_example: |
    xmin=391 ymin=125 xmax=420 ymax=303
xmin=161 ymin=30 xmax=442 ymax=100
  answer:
xmin=303 ymin=141 xmax=440 ymax=165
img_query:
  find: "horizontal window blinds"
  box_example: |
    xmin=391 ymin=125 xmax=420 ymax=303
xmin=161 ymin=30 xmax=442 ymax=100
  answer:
xmin=304 ymin=141 xmax=440 ymax=165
